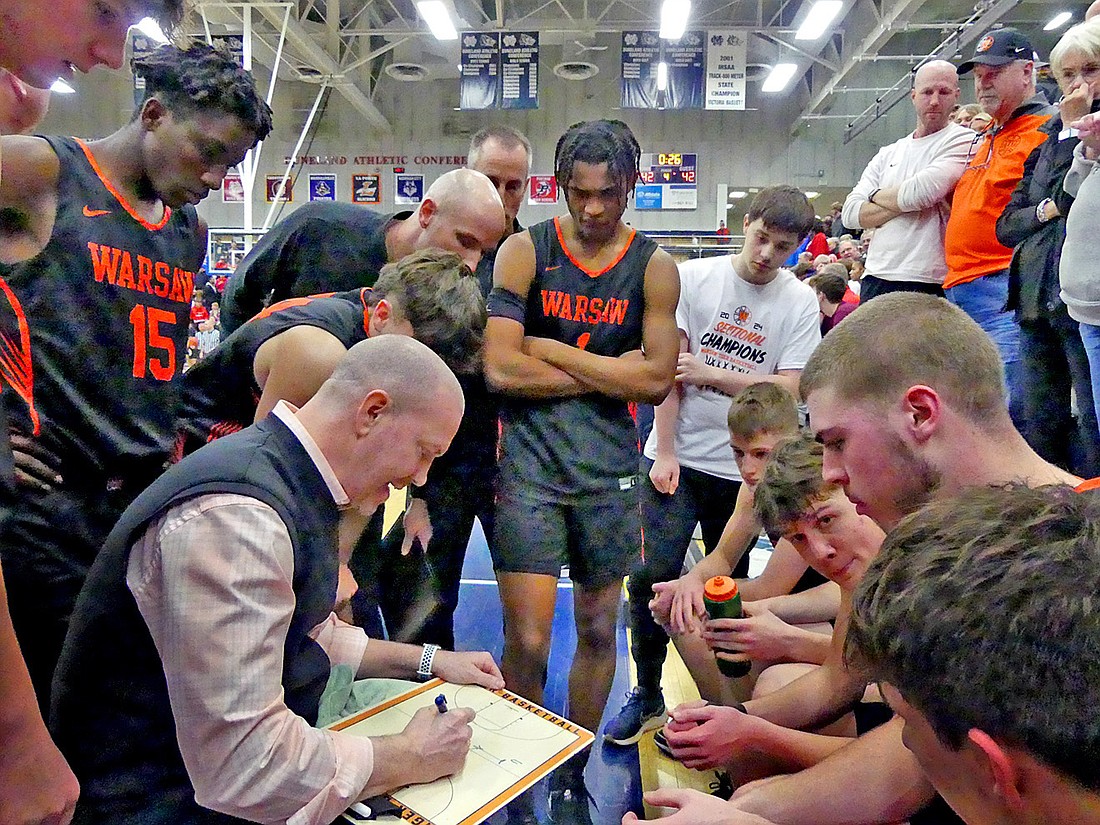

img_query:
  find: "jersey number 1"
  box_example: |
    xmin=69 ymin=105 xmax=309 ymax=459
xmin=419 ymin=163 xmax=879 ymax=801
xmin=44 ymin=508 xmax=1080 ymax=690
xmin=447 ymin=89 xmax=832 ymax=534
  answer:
xmin=129 ymin=304 xmax=177 ymax=380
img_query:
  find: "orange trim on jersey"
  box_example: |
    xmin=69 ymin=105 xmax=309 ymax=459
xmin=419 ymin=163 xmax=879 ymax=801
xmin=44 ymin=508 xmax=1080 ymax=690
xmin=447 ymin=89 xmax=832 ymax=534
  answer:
xmin=1075 ymin=477 xmax=1100 ymax=493
xmin=251 ymin=292 xmax=337 ymax=323
xmin=75 ymin=138 xmax=171 ymax=232
xmin=0 ymin=275 xmax=40 ymax=435
xmin=554 ymin=216 xmax=636 ymax=278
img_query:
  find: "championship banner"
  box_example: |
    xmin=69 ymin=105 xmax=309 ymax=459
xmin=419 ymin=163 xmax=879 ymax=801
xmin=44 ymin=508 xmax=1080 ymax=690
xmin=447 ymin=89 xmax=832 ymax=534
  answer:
xmin=352 ymin=174 xmax=381 ymax=204
xmin=395 ymin=174 xmax=424 ymax=205
xmin=705 ymin=31 xmax=748 ymax=110
xmin=664 ymin=32 xmax=705 ymax=109
xmin=309 ymin=174 xmax=337 ymax=201
xmin=528 ymin=175 xmax=557 ymax=204
xmin=500 ymin=31 xmax=539 ymax=109
xmin=620 ymin=31 xmax=661 ymax=108
xmin=461 ymin=32 xmax=500 ymax=109
xmin=621 ymin=31 xmax=704 ymax=109
xmin=130 ymin=32 xmax=158 ymax=106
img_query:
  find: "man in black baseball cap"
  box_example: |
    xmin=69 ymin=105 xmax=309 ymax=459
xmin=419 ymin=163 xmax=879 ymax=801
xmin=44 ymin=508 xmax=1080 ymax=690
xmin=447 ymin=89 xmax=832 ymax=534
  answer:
xmin=957 ymin=27 xmax=1034 ymax=74
xmin=941 ymin=26 xmax=1052 ymax=444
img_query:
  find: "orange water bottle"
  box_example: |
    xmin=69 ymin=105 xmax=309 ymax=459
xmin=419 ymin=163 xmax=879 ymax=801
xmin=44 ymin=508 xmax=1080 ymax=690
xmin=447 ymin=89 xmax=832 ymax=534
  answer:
xmin=703 ymin=576 xmax=751 ymax=678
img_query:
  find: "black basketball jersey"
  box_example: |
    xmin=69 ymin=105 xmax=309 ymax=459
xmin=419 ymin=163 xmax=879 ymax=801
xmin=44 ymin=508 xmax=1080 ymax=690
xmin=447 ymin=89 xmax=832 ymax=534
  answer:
xmin=0 ymin=136 xmax=201 ymax=475
xmin=499 ymin=217 xmax=656 ymax=498
xmin=175 ymin=288 xmax=371 ymax=458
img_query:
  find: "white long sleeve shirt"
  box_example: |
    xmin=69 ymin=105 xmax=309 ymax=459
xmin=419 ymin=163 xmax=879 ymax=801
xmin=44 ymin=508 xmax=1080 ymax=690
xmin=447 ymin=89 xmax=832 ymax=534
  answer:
xmin=842 ymin=122 xmax=973 ymax=285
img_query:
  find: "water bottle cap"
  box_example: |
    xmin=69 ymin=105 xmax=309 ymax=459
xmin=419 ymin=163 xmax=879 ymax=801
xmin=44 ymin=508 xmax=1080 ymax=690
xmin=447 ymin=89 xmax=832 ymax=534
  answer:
xmin=705 ymin=575 xmax=739 ymax=602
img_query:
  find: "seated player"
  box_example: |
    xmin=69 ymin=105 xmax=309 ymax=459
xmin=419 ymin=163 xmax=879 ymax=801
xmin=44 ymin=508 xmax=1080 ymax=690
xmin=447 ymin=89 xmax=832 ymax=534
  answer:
xmin=174 ymin=248 xmax=485 ymax=457
xmin=663 ymin=433 xmax=885 ymax=785
xmin=847 ymin=484 xmax=1100 ymax=825
xmin=647 ymin=384 xmax=838 ymax=710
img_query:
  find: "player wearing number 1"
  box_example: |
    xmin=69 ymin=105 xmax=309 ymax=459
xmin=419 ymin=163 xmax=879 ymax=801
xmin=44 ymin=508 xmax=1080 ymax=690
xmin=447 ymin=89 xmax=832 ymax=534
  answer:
xmin=484 ymin=120 xmax=680 ymax=823
xmin=0 ymin=42 xmax=271 ymax=708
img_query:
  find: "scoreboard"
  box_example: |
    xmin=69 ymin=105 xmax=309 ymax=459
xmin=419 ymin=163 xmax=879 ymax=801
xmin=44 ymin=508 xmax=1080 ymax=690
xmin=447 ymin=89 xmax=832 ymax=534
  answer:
xmin=635 ymin=151 xmax=698 ymax=210
xmin=639 ymin=153 xmax=697 ymax=184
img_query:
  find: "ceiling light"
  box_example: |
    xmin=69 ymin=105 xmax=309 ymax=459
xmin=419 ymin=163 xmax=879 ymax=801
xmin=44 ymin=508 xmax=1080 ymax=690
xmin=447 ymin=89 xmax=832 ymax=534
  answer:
xmin=50 ymin=78 xmax=76 ymax=94
xmin=659 ymin=0 xmax=692 ymax=40
xmin=762 ymin=63 xmax=798 ymax=92
xmin=656 ymin=61 xmax=669 ymax=90
xmin=416 ymin=1 xmax=458 ymax=40
xmin=728 ymin=190 xmax=748 ymax=199
xmin=1044 ymin=11 xmax=1072 ymax=30
xmin=796 ymin=0 xmax=843 ymax=40
xmin=133 ymin=16 xmax=169 ymax=43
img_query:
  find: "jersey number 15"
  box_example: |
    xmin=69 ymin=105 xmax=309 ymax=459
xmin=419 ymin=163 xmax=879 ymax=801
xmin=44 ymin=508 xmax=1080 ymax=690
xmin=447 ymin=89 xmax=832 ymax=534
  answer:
xmin=129 ymin=304 xmax=177 ymax=380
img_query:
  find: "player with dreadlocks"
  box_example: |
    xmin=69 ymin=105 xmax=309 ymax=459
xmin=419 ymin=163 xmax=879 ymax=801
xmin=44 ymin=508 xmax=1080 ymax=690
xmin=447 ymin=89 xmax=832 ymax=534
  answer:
xmin=0 ymin=41 xmax=272 ymax=707
xmin=484 ymin=119 xmax=680 ymax=823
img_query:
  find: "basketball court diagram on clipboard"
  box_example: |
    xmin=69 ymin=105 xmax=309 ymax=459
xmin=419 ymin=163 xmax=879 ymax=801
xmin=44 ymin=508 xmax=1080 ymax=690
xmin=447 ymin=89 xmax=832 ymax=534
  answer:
xmin=331 ymin=679 xmax=594 ymax=825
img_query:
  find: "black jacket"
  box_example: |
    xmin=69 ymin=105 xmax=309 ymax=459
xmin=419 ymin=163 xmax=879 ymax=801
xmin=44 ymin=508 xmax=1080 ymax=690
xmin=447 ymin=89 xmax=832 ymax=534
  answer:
xmin=997 ymin=109 xmax=1081 ymax=321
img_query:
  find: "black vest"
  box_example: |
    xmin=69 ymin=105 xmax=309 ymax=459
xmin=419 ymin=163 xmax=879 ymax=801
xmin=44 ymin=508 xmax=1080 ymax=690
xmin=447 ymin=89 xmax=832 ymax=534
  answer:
xmin=51 ymin=415 xmax=340 ymax=825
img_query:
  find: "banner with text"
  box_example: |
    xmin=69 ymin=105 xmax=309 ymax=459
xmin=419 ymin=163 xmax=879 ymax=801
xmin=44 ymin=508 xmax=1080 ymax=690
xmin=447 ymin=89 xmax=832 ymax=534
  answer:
xmin=461 ymin=32 xmax=500 ymax=109
xmin=621 ymin=31 xmax=704 ymax=109
xmin=705 ymin=31 xmax=748 ymax=110
xmin=222 ymin=173 xmax=244 ymax=203
xmin=309 ymin=174 xmax=337 ymax=201
xmin=501 ymin=31 xmax=539 ymax=108
xmin=395 ymin=174 xmax=424 ymax=205
xmin=352 ymin=174 xmax=381 ymax=204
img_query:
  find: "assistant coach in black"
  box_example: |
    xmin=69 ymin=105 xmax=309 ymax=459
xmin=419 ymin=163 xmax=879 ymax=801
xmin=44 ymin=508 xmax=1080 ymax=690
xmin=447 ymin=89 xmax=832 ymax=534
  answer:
xmin=0 ymin=43 xmax=271 ymax=707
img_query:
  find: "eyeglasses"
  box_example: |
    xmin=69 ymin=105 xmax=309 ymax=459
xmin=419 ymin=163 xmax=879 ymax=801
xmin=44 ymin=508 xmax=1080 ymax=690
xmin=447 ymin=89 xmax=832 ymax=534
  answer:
xmin=1058 ymin=63 xmax=1100 ymax=86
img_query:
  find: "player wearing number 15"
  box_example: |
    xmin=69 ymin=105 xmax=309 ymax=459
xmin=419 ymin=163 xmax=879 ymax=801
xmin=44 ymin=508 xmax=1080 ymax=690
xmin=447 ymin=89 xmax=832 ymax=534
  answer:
xmin=0 ymin=42 xmax=272 ymax=708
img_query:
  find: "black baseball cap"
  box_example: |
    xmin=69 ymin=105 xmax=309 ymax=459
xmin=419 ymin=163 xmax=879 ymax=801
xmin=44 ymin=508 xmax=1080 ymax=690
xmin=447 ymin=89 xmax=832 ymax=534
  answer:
xmin=958 ymin=28 xmax=1035 ymax=74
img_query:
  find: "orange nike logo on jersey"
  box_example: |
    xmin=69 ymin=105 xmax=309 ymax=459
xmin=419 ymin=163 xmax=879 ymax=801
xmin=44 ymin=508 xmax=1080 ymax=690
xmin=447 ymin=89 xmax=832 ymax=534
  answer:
xmin=544 ymin=264 xmax=562 ymax=271
xmin=83 ymin=206 xmax=111 ymax=217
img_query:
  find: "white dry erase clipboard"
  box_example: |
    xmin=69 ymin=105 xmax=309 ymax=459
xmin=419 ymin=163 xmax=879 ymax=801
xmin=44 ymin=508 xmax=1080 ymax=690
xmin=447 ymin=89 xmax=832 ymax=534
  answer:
xmin=330 ymin=678 xmax=594 ymax=825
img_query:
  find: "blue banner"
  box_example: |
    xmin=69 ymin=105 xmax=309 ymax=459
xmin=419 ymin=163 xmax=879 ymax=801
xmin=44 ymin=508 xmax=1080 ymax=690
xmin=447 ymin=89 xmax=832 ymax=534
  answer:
xmin=666 ymin=32 xmax=705 ymax=109
xmin=621 ymin=31 xmax=660 ymax=109
xmin=620 ymin=30 xmax=704 ymax=109
xmin=395 ymin=174 xmax=424 ymax=205
xmin=309 ymin=174 xmax=337 ymax=202
xmin=500 ymin=31 xmax=539 ymax=109
xmin=461 ymin=32 xmax=500 ymax=110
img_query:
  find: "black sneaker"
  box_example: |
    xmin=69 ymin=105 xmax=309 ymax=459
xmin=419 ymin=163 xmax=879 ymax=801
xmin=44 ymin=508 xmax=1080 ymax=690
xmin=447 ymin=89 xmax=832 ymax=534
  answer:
xmin=708 ymin=771 xmax=735 ymax=800
xmin=603 ymin=687 xmax=667 ymax=746
xmin=505 ymin=806 xmax=540 ymax=825
xmin=652 ymin=728 xmax=674 ymax=759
